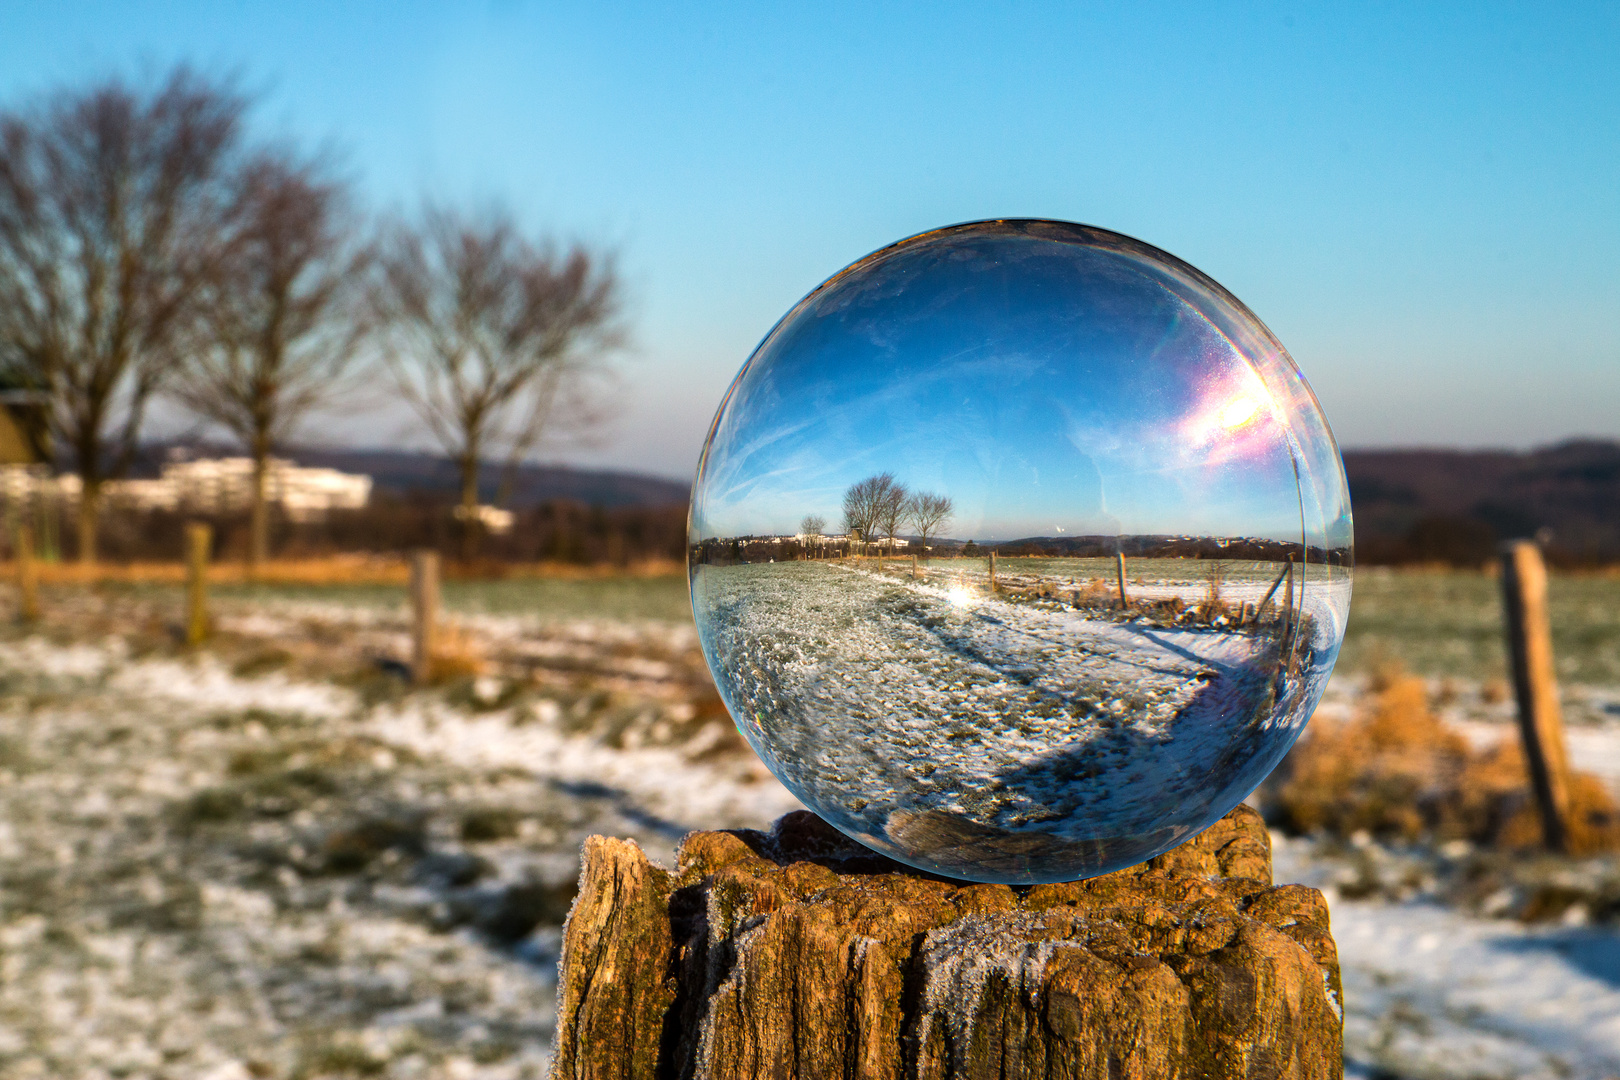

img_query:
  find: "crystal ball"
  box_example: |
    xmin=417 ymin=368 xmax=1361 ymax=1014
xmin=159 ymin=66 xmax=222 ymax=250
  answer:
xmin=689 ymin=220 xmax=1352 ymax=883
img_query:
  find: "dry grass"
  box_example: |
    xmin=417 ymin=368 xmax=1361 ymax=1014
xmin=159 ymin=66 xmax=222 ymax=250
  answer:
xmin=424 ymin=620 xmax=488 ymax=683
xmin=1270 ymin=667 xmax=1620 ymax=855
xmin=0 ymin=555 xmax=685 ymax=586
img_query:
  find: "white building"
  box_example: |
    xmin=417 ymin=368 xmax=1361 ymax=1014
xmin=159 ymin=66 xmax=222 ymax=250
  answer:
xmin=453 ymin=503 xmax=515 ymax=535
xmin=0 ymin=457 xmax=372 ymax=523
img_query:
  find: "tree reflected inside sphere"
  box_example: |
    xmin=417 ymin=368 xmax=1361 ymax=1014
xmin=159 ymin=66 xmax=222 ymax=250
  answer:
xmin=689 ymin=220 xmax=1352 ymax=883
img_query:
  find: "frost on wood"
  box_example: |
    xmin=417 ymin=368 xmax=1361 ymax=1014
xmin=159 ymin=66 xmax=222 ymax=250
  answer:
xmin=552 ymin=805 xmax=1342 ymax=1080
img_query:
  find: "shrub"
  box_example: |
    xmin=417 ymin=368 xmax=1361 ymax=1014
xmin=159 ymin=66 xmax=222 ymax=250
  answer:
xmin=1268 ymin=670 xmax=1620 ymax=854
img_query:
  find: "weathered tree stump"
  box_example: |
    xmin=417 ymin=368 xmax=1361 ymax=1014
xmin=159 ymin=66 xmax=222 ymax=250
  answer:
xmin=552 ymin=806 xmax=1341 ymax=1080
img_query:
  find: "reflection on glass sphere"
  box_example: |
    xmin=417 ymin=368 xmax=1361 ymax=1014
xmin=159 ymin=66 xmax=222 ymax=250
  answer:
xmin=689 ymin=220 xmax=1353 ymax=884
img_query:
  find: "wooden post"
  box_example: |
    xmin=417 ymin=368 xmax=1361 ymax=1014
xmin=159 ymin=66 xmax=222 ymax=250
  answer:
xmin=1282 ymin=557 xmax=1295 ymax=637
xmin=554 ymin=808 xmax=1342 ymax=1078
xmin=185 ymin=523 xmax=211 ymax=646
xmin=988 ymin=549 xmax=997 ymax=592
xmin=411 ymin=549 xmax=440 ymax=685
xmin=911 ymin=553 xmax=918 ymax=579
xmin=1116 ymin=550 xmax=1130 ymax=609
xmin=1499 ymin=540 xmax=1572 ymax=852
xmin=1251 ymin=556 xmax=1293 ymax=626
xmin=15 ymin=519 xmax=39 ymax=623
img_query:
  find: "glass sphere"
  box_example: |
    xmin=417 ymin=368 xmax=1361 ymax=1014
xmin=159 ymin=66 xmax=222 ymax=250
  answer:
xmin=689 ymin=220 xmax=1352 ymax=883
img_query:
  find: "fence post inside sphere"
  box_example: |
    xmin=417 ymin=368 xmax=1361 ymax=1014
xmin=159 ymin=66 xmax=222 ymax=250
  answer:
xmin=1116 ymin=551 xmax=1130 ymax=610
xmin=15 ymin=519 xmax=38 ymax=623
xmin=411 ymin=550 xmax=440 ymax=685
xmin=1282 ymin=556 xmax=1297 ymax=672
xmin=1499 ymin=540 xmax=1572 ymax=852
xmin=185 ymin=523 xmax=212 ymax=647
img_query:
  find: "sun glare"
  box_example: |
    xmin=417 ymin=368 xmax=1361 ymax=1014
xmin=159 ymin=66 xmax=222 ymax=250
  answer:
xmin=1218 ymin=395 xmax=1260 ymax=429
xmin=946 ymin=584 xmax=977 ymax=609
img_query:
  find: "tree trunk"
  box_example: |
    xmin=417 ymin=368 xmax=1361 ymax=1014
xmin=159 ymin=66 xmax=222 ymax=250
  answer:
xmin=249 ymin=450 xmax=270 ymax=575
xmin=76 ymin=482 xmax=99 ymax=567
xmin=554 ymin=806 xmax=1342 ymax=1080
xmin=459 ymin=449 xmax=480 ymax=563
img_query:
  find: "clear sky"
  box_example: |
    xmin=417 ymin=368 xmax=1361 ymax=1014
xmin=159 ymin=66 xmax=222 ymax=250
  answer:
xmin=689 ymin=222 xmax=1350 ymax=544
xmin=2 ymin=2 xmax=1616 ymax=480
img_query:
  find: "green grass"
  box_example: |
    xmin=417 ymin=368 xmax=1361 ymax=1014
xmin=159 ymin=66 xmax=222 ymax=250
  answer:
xmin=1339 ymin=569 xmax=1620 ymax=685
xmin=78 ymin=573 xmax=695 ymax=623
xmin=77 ymin=567 xmax=1620 ymax=686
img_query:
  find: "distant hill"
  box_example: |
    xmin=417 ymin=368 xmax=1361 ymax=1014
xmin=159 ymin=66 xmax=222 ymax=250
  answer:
xmin=984 ymin=535 xmax=1313 ymax=562
xmin=129 ymin=441 xmax=690 ymax=509
xmin=290 ymin=446 xmax=690 ymax=509
xmin=118 ymin=438 xmax=1620 ymax=564
xmin=1344 ymin=439 xmax=1620 ymax=565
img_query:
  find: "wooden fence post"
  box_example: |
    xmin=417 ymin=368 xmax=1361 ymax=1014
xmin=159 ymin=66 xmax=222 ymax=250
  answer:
xmin=411 ymin=549 xmax=440 ymax=685
xmin=15 ymin=519 xmax=39 ymax=623
xmin=1116 ymin=550 xmax=1130 ymax=609
xmin=554 ymin=807 xmax=1342 ymax=1078
xmin=1249 ymin=556 xmax=1293 ymax=627
xmin=1499 ymin=540 xmax=1572 ymax=852
xmin=988 ymin=549 xmax=997 ymax=592
xmin=1282 ymin=557 xmax=1296 ymax=638
xmin=185 ymin=523 xmax=212 ymax=646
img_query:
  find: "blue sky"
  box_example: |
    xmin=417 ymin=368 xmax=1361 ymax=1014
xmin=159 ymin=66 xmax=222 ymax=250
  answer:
xmin=689 ymin=223 xmax=1346 ymax=542
xmin=2 ymin=2 xmax=1616 ymax=480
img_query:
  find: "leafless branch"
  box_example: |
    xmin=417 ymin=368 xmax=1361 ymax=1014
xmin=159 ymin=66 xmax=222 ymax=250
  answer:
xmin=0 ymin=66 xmax=245 ymax=561
xmin=369 ymin=203 xmax=624 ymax=557
xmin=907 ymin=491 xmax=954 ymax=552
xmin=166 ymin=147 xmax=369 ymax=566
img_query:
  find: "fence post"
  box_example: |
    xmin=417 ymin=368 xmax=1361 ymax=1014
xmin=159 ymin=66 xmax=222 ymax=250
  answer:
xmin=1281 ymin=556 xmax=1296 ymax=644
xmin=1116 ymin=551 xmax=1130 ymax=610
xmin=555 ymin=807 xmax=1342 ymax=1077
xmin=15 ymin=519 xmax=39 ymax=623
xmin=1499 ymin=540 xmax=1572 ymax=852
xmin=989 ymin=549 xmax=997 ymax=592
xmin=411 ymin=549 xmax=440 ymax=685
xmin=185 ymin=523 xmax=212 ymax=646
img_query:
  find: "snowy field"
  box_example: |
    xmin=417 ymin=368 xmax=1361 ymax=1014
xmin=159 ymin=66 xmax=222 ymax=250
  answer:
xmin=691 ymin=558 xmax=1346 ymax=880
xmin=0 ymin=584 xmax=799 ymax=1079
xmin=0 ymin=571 xmax=1614 ymax=1078
xmin=1275 ymin=835 xmax=1620 ymax=1080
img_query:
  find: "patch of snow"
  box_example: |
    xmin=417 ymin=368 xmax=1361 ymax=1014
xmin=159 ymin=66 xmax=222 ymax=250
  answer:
xmin=108 ymin=656 xmax=356 ymax=720
xmin=362 ymin=699 xmax=802 ymax=856
xmin=1275 ymin=833 xmax=1620 ymax=1080
xmin=0 ymin=636 xmax=122 ymax=679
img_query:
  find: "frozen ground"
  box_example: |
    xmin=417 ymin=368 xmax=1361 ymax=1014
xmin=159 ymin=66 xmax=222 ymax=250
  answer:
xmin=0 ymin=586 xmax=797 ymax=1080
xmin=1275 ymin=836 xmax=1620 ymax=1080
xmin=0 ymin=577 xmax=1614 ymax=1078
xmin=691 ymin=559 xmax=1343 ymax=879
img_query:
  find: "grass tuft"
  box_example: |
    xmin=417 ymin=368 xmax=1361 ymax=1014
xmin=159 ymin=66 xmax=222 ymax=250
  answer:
xmin=1269 ymin=669 xmax=1620 ymax=854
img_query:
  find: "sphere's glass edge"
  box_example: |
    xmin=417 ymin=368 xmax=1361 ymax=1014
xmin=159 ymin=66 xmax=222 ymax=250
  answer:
xmin=687 ymin=218 xmax=1354 ymax=883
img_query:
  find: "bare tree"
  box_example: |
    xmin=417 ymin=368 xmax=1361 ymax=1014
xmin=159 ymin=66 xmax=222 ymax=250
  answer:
xmin=874 ymin=480 xmax=909 ymax=553
xmin=906 ymin=491 xmax=954 ymax=557
xmin=842 ymin=472 xmax=907 ymax=557
xmin=171 ymin=150 xmax=367 ymax=571
xmin=841 ymin=473 xmax=895 ymax=555
xmin=799 ymin=513 xmax=825 ymax=558
xmin=0 ymin=68 xmax=245 ymax=563
xmin=371 ymin=205 xmax=622 ymax=559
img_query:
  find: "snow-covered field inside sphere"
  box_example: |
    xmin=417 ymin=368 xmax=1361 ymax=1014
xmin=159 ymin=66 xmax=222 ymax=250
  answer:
xmin=691 ymin=558 xmax=1347 ymax=878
